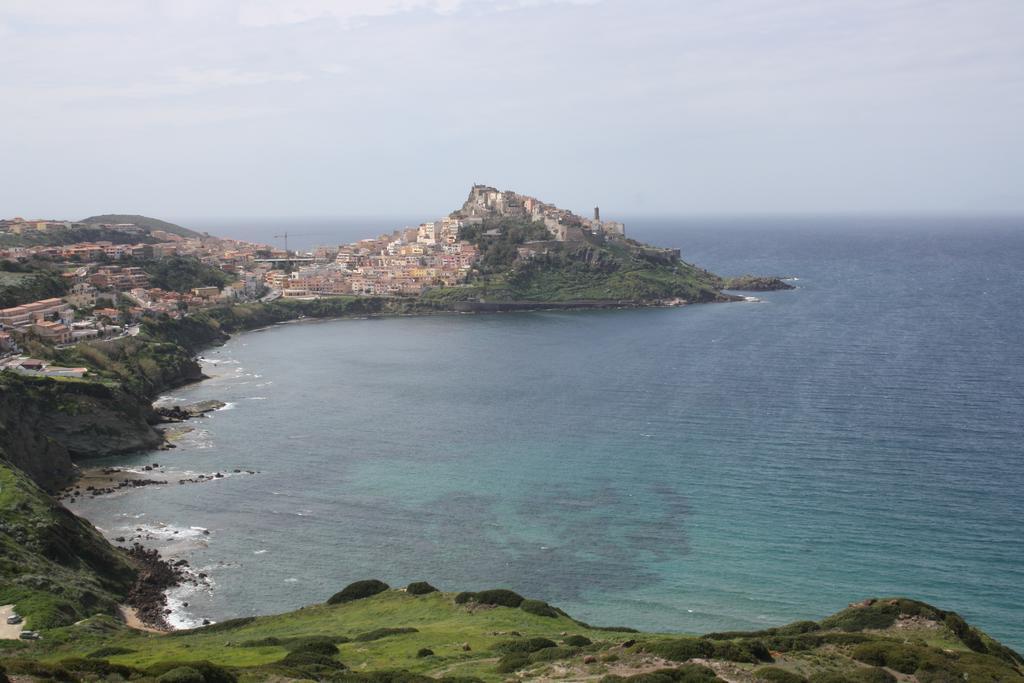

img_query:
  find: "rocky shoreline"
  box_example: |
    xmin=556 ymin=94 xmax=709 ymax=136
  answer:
xmin=122 ymin=543 xmax=217 ymax=630
xmin=60 ymin=464 xmax=259 ymax=503
xmin=720 ymin=275 xmax=796 ymax=291
xmin=123 ymin=544 xmax=185 ymax=630
xmin=154 ymin=400 xmax=227 ymax=422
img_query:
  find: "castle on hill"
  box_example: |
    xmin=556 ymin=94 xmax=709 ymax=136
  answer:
xmin=452 ymin=184 xmax=626 ymax=242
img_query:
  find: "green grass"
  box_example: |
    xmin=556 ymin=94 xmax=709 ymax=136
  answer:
xmin=0 ymin=462 xmax=136 ymax=631
xmin=424 ymin=228 xmax=726 ymax=305
xmin=23 ymin=590 xmax=637 ymax=679
xmin=3 ymin=588 xmax=1019 ymax=682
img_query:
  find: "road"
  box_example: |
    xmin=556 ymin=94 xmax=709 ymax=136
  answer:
xmin=0 ymin=604 xmax=23 ymax=639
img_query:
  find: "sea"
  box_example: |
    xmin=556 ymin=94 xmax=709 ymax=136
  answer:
xmin=68 ymin=216 xmax=1024 ymax=650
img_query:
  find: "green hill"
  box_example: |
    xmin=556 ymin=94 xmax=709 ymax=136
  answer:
xmin=0 ymin=461 xmax=137 ymax=632
xmin=80 ymin=214 xmax=204 ymax=239
xmin=1 ymin=576 xmax=1021 ymax=682
xmin=423 ymin=216 xmax=730 ymax=305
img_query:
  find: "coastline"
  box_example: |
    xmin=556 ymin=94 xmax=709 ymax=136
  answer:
xmin=53 ymin=289 xmax=785 ymax=631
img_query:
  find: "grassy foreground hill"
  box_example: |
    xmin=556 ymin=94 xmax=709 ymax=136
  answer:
xmin=1 ymin=577 xmax=1022 ymax=682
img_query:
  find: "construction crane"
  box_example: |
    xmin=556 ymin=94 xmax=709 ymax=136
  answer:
xmin=272 ymin=232 xmax=310 ymax=254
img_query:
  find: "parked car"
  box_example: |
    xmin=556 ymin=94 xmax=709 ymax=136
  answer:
xmin=19 ymin=630 xmax=39 ymax=640
xmin=6 ymin=614 xmax=22 ymax=624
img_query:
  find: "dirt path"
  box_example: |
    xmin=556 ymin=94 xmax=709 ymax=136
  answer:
xmin=0 ymin=604 xmax=24 ymax=639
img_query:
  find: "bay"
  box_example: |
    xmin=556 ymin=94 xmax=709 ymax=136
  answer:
xmin=70 ymin=216 xmax=1024 ymax=649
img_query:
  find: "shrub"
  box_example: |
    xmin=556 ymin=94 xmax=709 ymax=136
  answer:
xmin=931 ymin=650 xmax=1024 ymax=683
xmin=279 ymin=651 xmax=347 ymax=670
xmin=530 ymin=646 xmax=578 ymax=663
xmin=354 ymin=627 xmax=418 ymax=642
xmin=87 ymin=645 xmax=137 ymax=658
xmin=521 ymin=599 xmax=559 ymax=617
xmin=752 ymin=668 xmax=807 ymax=683
xmin=406 ymin=581 xmax=438 ymax=595
xmin=744 ymin=640 xmax=774 ymax=662
xmin=854 ymin=668 xmax=896 ymax=683
xmin=707 ymin=639 xmax=771 ymax=663
xmin=944 ymin=612 xmax=987 ymax=653
xmin=145 ymin=661 xmax=237 ymax=683
xmin=809 ymin=669 xmax=895 ymax=683
xmin=0 ymin=661 xmax=54 ymax=678
xmin=473 ymin=589 xmax=524 ymax=607
xmin=158 ymin=667 xmax=205 ymax=683
xmin=239 ymin=636 xmax=282 ymax=647
xmin=289 ymin=639 xmax=340 ymax=655
xmin=820 ymin=604 xmax=898 ymax=632
xmin=494 ymin=637 xmax=559 ymax=653
xmin=0 ymin=665 xmax=8 ymax=683
xmin=776 ymin=621 xmax=822 ymax=635
xmin=454 ymin=592 xmax=476 ymax=604
xmin=57 ymin=658 xmax=137 ymax=678
xmin=328 ymin=579 xmax=390 ymax=605
xmin=851 ymin=642 xmax=920 ymax=674
xmin=764 ymin=632 xmax=871 ymax=652
xmin=646 ymin=638 xmax=714 ymax=661
xmin=600 ymin=663 xmax=720 ymax=682
xmin=496 ymin=653 xmax=531 ymax=673
xmin=565 ymin=635 xmax=593 ymax=647
xmin=239 ymin=634 xmax=350 ymax=648
xmin=286 ymin=636 xmax=346 ymax=652
xmin=416 ymin=648 xmax=434 ymax=658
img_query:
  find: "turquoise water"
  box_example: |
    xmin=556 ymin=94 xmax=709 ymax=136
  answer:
xmin=71 ymin=218 xmax=1024 ymax=648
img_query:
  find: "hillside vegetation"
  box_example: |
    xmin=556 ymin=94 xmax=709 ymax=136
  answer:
xmin=0 ymin=261 xmax=69 ymax=308
xmin=130 ymin=256 xmax=236 ymax=294
xmin=427 ymin=217 xmax=729 ymax=304
xmin=0 ymin=584 xmax=1020 ymax=683
xmin=0 ymin=226 xmax=162 ymax=249
xmin=80 ymin=215 xmax=203 ymax=239
xmin=0 ymin=461 xmax=136 ymax=631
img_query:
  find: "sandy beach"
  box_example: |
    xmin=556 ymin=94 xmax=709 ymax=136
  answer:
xmin=118 ymin=605 xmax=167 ymax=633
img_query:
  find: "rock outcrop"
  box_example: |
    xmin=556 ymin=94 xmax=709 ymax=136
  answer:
xmin=720 ymin=275 xmax=796 ymax=291
xmin=0 ymin=373 xmax=163 ymax=491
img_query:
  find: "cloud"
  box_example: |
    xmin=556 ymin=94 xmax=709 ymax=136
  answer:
xmin=0 ymin=0 xmax=1021 ymax=216
xmin=168 ymin=67 xmax=311 ymax=89
xmin=233 ymin=0 xmax=595 ymax=26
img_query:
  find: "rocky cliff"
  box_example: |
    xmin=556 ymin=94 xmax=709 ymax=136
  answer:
xmin=0 ymin=374 xmax=163 ymax=491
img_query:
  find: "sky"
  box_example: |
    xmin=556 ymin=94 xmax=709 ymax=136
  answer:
xmin=1 ymin=0 xmax=1023 ymax=220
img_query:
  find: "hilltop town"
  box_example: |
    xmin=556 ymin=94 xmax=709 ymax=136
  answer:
xmin=2 ymin=186 xmax=731 ymax=375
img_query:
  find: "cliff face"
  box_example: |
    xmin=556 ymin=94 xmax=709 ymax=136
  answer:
xmin=0 ymin=374 xmax=163 ymax=491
